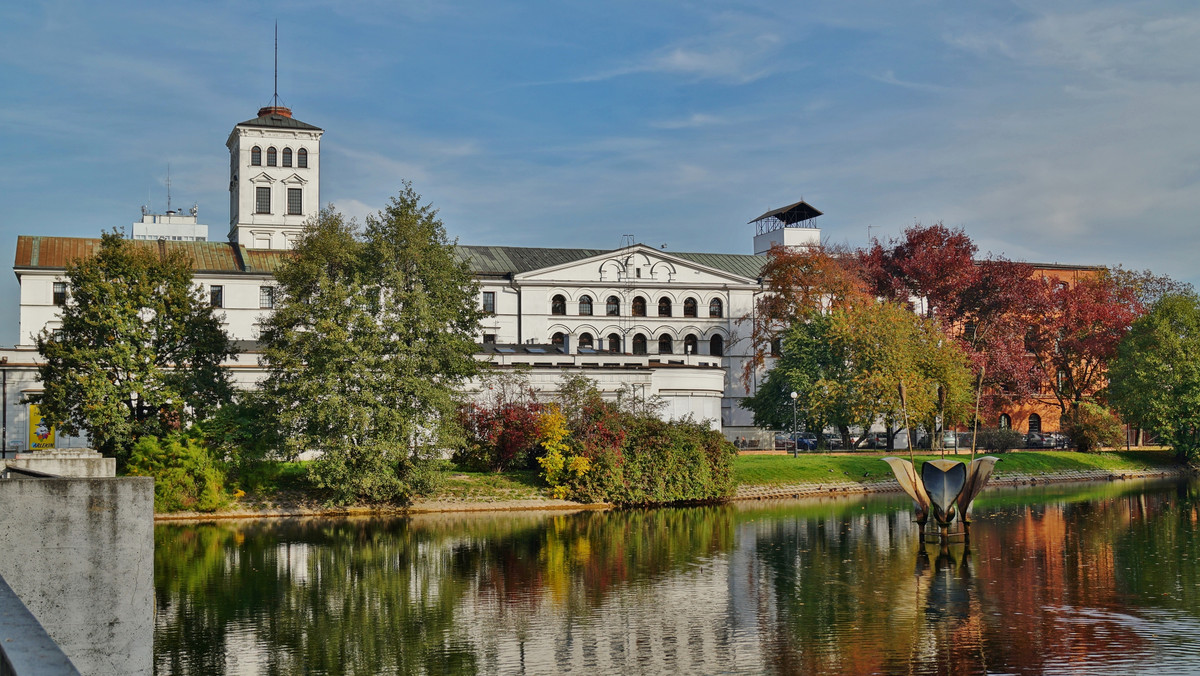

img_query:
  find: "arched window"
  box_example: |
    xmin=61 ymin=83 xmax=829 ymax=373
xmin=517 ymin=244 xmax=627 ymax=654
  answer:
xmin=579 ymin=295 xmax=593 ymax=316
xmin=684 ymin=334 xmax=698 ymax=355
xmin=684 ymin=298 xmax=698 ymax=318
xmin=579 ymin=332 xmax=594 ymax=349
xmin=999 ymin=413 xmax=1012 ymax=430
xmin=1028 ymin=413 xmax=1042 ymax=434
xmin=606 ymin=295 xmax=620 ymax=316
xmin=297 ymin=148 xmax=308 ymax=168
xmin=632 ymin=296 xmax=647 ymax=317
xmin=658 ymin=297 xmax=672 ymax=317
xmin=709 ymin=298 xmax=724 ymax=318
xmin=251 ymin=146 xmax=262 ymax=166
xmin=282 ymin=148 xmax=293 ymax=167
xmin=710 ymin=334 xmax=724 ymax=357
xmin=551 ymin=294 xmax=567 ymax=315
xmin=633 ymin=333 xmax=647 ymax=354
xmin=658 ymin=333 xmax=673 ymax=354
xmin=267 ymin=147 xmax=277 ymax=166
xmin=607 ymin=333 xmax=622 ymax=353
xmin=551 ymin=332 xmax=565 ymax=347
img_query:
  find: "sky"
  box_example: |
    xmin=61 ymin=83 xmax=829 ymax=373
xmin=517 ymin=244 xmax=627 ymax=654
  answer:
xmin=3 ymin=1 xmax=1200 ymax=346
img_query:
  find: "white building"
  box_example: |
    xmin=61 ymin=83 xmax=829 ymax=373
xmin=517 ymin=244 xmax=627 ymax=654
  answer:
xmin=130 ymin=206 xmax=209 ymax=242
xmin=2 ymin=104 xmax=827 ymax=451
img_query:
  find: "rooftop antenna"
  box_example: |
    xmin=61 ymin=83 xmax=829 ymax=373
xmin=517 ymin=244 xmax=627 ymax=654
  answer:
xmin=273 ymin=22 xmax=279 ymax=108
xmin=620 ymin=234 xmax=635 ymax=248
xmin=166 ymin=163 xmax=172 ymax=213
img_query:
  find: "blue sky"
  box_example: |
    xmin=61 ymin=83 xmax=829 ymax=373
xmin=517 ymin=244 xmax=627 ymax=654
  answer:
xmin=3 ymin=1 xmax=1200 ymax=346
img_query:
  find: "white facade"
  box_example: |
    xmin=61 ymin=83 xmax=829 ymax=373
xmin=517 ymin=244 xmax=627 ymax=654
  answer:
xmin=226 ymin=106 xmax=323 ymax=250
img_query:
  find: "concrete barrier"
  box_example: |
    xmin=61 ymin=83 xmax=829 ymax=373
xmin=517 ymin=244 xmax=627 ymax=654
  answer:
xmin=0 ymin=477 xmax=153 ymax=676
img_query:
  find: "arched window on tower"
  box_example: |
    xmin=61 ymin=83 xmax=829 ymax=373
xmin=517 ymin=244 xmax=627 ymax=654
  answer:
xmin=632 ymin=333 xmax=647 ymax=354
xmin=551 ymin=294 xmax=567 ymax=315
xmin=297 ymin=148 xmax=308 ymax=168
xmin=606 ymin=296 xmax=620 ymax=316
xmin=710 ymin=334 xmax=724 ymax=357
xmin=709 ymin=298 xmax=724 ymax=318
xmin=684 ymin=298 xmax=698 ymax=318
xmin=251 ymin=146 xmax=262 ymax=166
xmin=658 ymin=297 xmax=672 ymax=317
xmin=267 ymin=147 xmax=277 ymax=166
xmin=282 ymin=148 xmax=292 ymax=167
xmin=658 ymin=334 xmax=673 ymax=354
xmin=632 ymin=296 xmax=647 ymax=317
xmin=551 ymin=332 xmax=565 ymax=347
xmin=1028 ymin=413 xmax=1042 ymax=434
xmin=579 ymin=332 xmax=594 ymax=349
xmin=684 ymin=334 xmax=698 ymax=355
xmin=607 ymin=333 xmax=622 ymax=353
xmin=578 ymin=295 xmax=593 ymax=316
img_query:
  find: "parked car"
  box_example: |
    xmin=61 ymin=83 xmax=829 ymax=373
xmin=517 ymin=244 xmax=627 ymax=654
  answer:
xmin=795 ymin=433 xmax=818 ymax=451
xmin=774 ymin=434 xmax=795 ymax=452
xmin=1025 ymin=432 xmax=1051 ymax=449
xmin=824 ymin=433 xmax=844 ymax=450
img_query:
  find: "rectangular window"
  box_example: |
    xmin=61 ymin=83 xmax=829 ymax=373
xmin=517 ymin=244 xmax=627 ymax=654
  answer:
xmin=287 ymin=188 xmax=302 ymax=215
xmin=52 ymin=282 xmax=67 ymax=306
xmin=260 ymin=286 xmax=275 ymax=309
xmin=483 ymin=334 xmax=496 ymax=345
xmin=210 ymin=285 xmax=224 ymax=308
xmin=482 ymin=291 xmax=495 ymax=314
xmin=256 ymin=187 xmax=271 ymax=214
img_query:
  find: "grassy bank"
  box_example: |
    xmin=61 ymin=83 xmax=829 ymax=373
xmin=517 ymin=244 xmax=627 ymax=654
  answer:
xmin=215 ymin=450 xmax=1183 ymax=514
xmin=733 ymin=449 xmax=1181 ymax=486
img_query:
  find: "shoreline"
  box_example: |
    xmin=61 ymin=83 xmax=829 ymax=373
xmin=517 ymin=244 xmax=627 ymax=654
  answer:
xmin=154 ymin=465 xmax=1193 ymax=522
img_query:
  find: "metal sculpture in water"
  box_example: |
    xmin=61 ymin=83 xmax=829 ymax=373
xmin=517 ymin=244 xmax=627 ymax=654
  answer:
xmin=886 ymin=379 xmax=998 ymax=540
xmin=883 ymin=455 xmax=998 ymax=539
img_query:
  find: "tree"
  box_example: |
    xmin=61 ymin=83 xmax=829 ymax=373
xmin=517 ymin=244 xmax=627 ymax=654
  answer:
xmin=1027 ymin=275 xmax=1143 ymax=412
xmin=743 ymin=301 xmax=973 ymax=448
xmin=35 ymin=232 xmax=234 ymax=464
xmin=742 ymin=243 xmax=870 ymax=386
xmin=1109 ymin=293 xmax=1200 ymax=462
xmin=260 ymin=184 xmax=484 ymax=504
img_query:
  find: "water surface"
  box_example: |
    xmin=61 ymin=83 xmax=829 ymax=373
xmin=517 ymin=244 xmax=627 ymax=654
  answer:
xmin=155 ymin=478 xmax=1200 ymax=674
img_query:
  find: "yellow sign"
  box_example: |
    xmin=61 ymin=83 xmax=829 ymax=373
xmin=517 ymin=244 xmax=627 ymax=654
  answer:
xmin=28 ymin=404 xmax=55 ymax=450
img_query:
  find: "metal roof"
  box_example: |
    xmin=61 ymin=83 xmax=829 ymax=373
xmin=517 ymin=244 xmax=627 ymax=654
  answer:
xmin=457 ymin=245 xmax=764 ymax=280
xmin=14 ymin=236 xmax=274 ymax=274
xmin=237 ymin=114 xmax=323 ymax=132
xmin=749 ymin=200 xmax=823 ymax=225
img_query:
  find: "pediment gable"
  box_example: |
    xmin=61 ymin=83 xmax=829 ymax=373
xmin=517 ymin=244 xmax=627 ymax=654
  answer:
xmin=514 ymin=245 xmax=758 ymax=286
xmin=281 ymin=173 xmax=308 ymax=185
xmin=249 ymin=172 xmax=276 ymax=184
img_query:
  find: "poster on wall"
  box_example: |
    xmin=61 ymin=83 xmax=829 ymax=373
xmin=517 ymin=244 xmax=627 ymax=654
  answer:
xmin=28 ymin=404 xmax=55 ymax=450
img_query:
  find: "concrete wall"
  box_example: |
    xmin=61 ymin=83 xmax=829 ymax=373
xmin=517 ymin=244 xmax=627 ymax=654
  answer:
xmin=0 ymin=477 xmax=153 ymax=676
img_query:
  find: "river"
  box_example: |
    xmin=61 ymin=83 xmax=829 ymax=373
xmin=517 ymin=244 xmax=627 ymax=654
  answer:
xmin=154 ymin=478 xmax=1200 ymax=675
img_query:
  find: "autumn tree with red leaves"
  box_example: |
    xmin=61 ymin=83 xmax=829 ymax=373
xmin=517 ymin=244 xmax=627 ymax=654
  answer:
xmin=742 ymin=243 xmax=870 ymax=386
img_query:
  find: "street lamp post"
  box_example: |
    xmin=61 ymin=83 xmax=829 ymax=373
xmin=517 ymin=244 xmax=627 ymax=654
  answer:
xmin=790 ymin=391 xmax=798 ymax=458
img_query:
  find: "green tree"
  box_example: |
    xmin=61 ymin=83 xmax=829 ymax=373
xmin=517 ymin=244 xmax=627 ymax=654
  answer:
xmin=1109 ymin=293 xmax=1200 ymax=462
xmin=35 ymin=232 xmax=234 ymax=463
xmin=261 ymin=184 xmax=483 ymax=504
xmin=744 ymin=302 xmax=972 ymax=448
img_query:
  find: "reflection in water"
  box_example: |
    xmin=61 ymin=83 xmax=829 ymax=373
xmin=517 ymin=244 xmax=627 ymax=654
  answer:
xmin=155 ymin=480 xmax=1200 ymax=675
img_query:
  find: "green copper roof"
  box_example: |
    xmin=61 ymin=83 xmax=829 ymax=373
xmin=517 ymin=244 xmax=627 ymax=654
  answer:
xmin=456 ymin=245 xmax=764 ymax=280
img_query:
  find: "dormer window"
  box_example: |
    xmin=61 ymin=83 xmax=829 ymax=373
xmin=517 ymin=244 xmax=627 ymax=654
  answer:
xmin=297 ymin=148 xmax=308 ymax=168
xmin=251 ymin=146 xmax=262 ymax=166
xmin=282 ymin=148 xmax=292 ymax=167
xmin=267 ymin=147 xmax=277 ymax=166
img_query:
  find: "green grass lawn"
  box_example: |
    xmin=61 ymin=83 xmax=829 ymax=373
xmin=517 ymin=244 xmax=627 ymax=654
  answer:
xmin=733 ymin=449 xmax=1181 ymax=486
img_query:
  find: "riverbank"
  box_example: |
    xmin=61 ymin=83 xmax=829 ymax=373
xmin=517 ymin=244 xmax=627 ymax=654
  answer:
xmin=155 ymin=449 xmax=1195 ymax=521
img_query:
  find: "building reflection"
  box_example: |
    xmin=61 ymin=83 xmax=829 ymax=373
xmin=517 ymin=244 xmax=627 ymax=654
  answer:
xmin=154 ymin=479 xmax=1200 ymax=675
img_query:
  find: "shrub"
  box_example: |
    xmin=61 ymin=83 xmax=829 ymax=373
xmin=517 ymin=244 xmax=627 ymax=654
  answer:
xmin=976 ymin=427 xmax=1024 ymax=453
xmin=1061 ymin=401 xmax=1124 ymax=453
xmin=126 ymin=434 xmax=227 ymax=513
xmin=455 ymin=401 xmax=543 ymax=471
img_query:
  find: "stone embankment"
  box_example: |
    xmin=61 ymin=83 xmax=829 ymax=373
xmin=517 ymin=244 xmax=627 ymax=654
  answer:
xmin=733 ymin=466 xmax=1191 ymax=502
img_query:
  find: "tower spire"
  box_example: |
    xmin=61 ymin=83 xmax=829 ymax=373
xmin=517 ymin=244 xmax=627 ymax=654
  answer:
xmin=273 ymin=21 xmax=279 ymax=108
